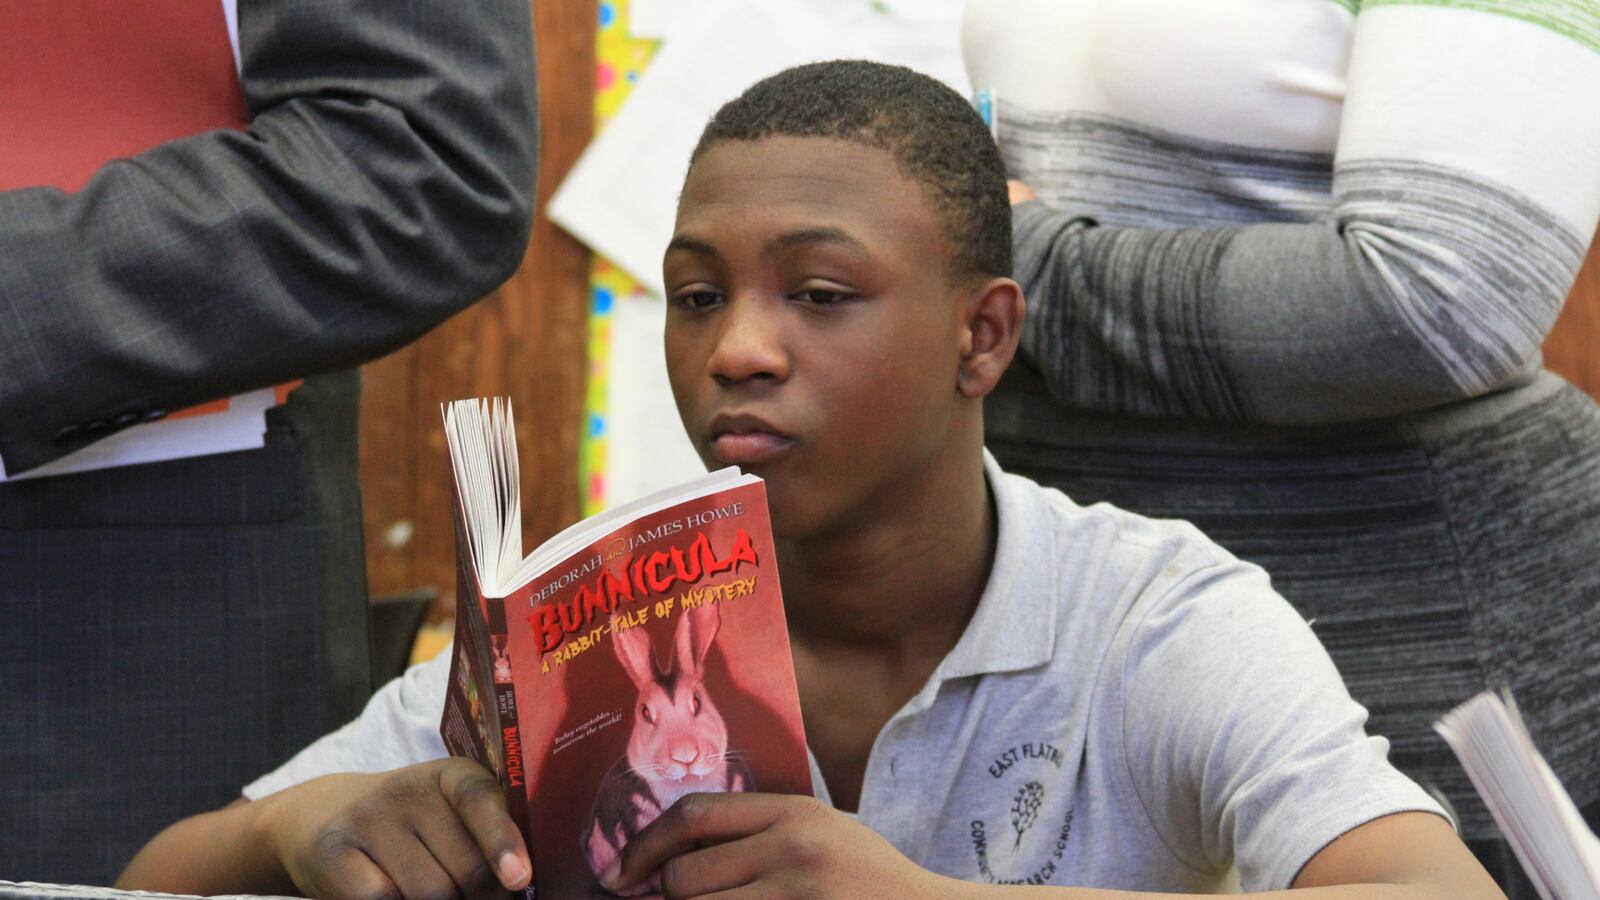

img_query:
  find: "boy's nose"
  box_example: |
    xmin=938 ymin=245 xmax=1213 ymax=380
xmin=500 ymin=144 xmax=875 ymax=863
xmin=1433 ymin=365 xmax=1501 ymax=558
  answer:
xmin=707 ymin=298 xmax=789 ymax=385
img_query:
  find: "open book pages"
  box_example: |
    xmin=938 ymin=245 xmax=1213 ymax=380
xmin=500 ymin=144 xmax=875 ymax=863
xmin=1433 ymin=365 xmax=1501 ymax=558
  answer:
xmin=441 ymin=397 xmax=524 ymax=593
xmin=1435 ymin=690 xmax=1600 ymax=900
xmin=442 ymin=398 xmax=757 ymax=598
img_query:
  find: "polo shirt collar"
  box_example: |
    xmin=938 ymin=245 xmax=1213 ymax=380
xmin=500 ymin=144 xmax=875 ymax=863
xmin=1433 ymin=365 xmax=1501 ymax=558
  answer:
xmin=922 ymin=450 xmax=1059 ymax=686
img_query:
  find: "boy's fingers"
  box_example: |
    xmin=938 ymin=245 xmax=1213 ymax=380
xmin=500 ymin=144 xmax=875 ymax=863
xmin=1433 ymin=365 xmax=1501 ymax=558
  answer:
xmin=651 ymin=830 xmax=775 ymax=898
xmin=609 ymin=793 xmax=792 ymax=890
xmin=306 ymin=847 xmax=399 ymax=900
xmin=363 ymin=828 xmax=461 ymax=900
xmin=408 ymin=794 xmax=508 ymax=900
xmin=437 ymin=758 xmax=531 ymax=890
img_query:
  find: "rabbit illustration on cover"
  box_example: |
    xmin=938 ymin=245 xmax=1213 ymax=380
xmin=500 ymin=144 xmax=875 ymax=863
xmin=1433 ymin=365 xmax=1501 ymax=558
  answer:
xmin=583 ymin=603 xmax=754 ymax=896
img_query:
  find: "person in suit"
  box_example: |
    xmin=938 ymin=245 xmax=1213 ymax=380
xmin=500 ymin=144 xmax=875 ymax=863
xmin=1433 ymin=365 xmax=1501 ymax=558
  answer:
xmin=0 ymin=0 xmax=538 ymax=883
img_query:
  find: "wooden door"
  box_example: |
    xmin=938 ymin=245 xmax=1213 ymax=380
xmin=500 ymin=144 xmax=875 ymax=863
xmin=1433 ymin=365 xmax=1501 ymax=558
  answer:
xmin=1547 ymin=226 xmax=1600 ymax=399
xmin=359 ymin=0 xmax=595 ymax=613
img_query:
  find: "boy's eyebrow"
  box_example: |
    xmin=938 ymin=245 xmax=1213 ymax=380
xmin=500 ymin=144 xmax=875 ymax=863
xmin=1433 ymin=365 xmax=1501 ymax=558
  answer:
xmin=766 ymin=227 xmax=869 ymax=257
xmin=665 ymin=234 xmax=720 ymax=258
xmin=666 ymin=228 xmax=872 ymax=260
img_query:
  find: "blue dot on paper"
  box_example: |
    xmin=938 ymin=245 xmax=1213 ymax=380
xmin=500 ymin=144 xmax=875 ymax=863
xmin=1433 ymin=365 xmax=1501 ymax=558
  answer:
xmin=599 ymin=3 xmax=616 ymax=28
xmin=589 ymin=413 xmax=606 ymax=438
xmin=627 ymin=72 xmax=638 ymax=83
xmin=593 ymin=287 xmax=614 ymax=314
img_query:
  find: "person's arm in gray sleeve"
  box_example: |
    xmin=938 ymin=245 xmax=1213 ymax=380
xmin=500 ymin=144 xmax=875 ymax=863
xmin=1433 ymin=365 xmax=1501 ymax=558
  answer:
xmin=0 ymin=0 xmax=538 ymax=474
xmin=1011 ymin=178 xmax=1586 ymax=424
xmin=1009 ymin=6 xmax=1600 ymax=425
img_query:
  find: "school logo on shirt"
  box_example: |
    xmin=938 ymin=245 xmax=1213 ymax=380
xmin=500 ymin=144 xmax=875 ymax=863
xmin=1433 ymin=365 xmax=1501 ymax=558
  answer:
xmin=968 ymin=741 xmax=1076 ymax=885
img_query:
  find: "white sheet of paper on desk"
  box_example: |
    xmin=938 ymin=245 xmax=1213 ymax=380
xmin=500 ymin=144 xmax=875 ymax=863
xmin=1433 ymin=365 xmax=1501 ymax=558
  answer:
xmin=603 ymin=289 xmax=708 ymax=507
xmin=0 ymin=387 xmax=276 ymax=482
xmin=547 ymin=0 xmax=970 ymax=297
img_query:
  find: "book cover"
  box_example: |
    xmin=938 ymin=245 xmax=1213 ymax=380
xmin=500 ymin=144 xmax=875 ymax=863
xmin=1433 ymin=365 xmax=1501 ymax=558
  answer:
xmin=439 ymin=398 xmax=812 ymax=898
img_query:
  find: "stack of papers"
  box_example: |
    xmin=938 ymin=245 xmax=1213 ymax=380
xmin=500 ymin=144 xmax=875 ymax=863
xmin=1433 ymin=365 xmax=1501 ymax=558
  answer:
xmin=1435 ymin=690 xmax=1600 ymax=900
xmin=0 ymin=881 xmax=303 ymax=900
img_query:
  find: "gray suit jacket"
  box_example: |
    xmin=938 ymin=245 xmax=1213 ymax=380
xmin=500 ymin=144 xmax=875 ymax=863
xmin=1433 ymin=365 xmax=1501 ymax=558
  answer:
xmin=0 ymin=0 xmax=538 ymax=472
xmin=0 ymin=0 xmax=538 ymax=883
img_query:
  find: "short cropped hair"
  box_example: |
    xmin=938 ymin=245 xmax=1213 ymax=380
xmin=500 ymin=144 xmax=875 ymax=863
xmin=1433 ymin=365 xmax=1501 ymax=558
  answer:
xmin=689 ymin=60 xmax=1012 ymax=280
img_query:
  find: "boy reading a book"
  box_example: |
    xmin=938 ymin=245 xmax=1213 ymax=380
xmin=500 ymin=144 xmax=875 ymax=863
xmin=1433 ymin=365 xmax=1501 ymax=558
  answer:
xmin=120 ymin=61 xmax=1503 ymax=898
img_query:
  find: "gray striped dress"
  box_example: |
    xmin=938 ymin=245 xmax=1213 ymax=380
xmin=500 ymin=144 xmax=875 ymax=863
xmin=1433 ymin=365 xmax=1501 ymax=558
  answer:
xmin=964 ymin=0 xmax=1600 ymax=847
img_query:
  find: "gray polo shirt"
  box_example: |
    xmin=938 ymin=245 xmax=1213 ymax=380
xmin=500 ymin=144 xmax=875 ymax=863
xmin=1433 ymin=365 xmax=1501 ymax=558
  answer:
xmin=245 ymin=453 xmax=1442 ymax=893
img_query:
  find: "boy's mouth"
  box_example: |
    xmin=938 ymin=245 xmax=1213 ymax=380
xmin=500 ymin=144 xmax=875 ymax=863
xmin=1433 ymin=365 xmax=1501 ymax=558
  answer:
xmin=707 ymin=413 xmax=794 ymax=466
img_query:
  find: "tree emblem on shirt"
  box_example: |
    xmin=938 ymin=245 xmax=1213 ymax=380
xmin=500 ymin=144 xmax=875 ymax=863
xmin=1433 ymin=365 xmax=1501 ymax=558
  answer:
xmin=1010 ymin=780 xmax=1045 ymax=851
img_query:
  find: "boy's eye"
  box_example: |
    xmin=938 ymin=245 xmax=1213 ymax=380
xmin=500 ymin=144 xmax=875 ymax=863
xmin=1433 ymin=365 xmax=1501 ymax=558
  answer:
xmin=674 ymin=290 xmax=722 ymax=310
xmin=793 ymin=288 xmax=851 ymax=306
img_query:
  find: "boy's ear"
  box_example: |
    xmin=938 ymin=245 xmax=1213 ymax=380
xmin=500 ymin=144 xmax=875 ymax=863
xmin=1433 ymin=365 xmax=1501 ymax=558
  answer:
xmin=956 ymin=277 xmax=1024 ymax=399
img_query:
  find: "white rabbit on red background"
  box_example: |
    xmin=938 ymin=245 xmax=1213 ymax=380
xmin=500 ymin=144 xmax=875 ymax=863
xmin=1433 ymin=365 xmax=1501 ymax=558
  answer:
xmin=583 ymin=603 xmax=754 ymax=896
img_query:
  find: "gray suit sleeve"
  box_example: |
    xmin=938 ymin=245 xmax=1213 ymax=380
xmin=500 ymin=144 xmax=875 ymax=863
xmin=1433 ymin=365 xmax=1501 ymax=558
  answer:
xmin=1011 ymin=159 xmax=1588 ymax=424
xmin=0 ymin=0 xmax=538 ymax=473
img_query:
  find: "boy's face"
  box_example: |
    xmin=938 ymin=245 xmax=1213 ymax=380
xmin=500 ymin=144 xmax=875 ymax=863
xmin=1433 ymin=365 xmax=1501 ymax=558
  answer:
xmin=664 ymin=136 xmax=974 ymax=540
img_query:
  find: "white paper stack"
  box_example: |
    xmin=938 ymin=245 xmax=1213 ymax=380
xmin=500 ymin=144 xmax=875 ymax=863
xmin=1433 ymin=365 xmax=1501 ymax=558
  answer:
xmin=1435 ymin=690 xmax=1600 ymax=900
xmin=0 ymin=881 xmax=303 ymax=900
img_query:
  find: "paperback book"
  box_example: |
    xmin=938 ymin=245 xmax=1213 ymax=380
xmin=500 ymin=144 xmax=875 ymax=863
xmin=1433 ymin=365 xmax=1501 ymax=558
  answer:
xmin=437 ymin=398 xmax=812 ymax=898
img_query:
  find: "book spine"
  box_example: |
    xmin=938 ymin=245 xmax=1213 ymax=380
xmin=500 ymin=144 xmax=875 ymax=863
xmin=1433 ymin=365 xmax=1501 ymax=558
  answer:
xmin=487 ymin=596 xmax=535 ymax=899
xmin=441 ymin=488 xmax=534 ymax=895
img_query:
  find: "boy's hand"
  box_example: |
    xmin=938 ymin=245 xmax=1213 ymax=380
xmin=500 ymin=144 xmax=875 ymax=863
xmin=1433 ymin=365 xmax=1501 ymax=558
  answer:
xmin=255 ymin=758 xmax=531 ymax=900
xmin=602 ymin=792 xmax=946 ymax=899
